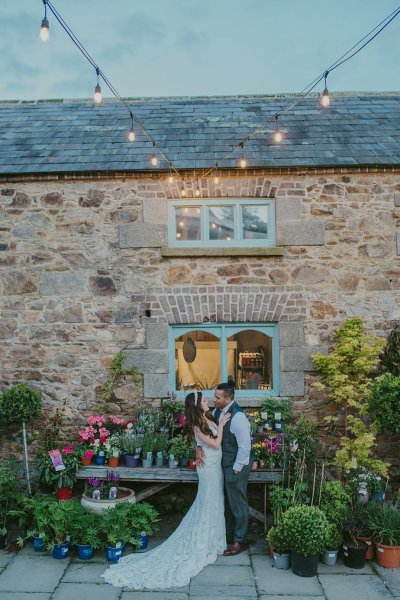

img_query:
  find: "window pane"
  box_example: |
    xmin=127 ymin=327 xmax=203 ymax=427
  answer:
xmin=175 ymin=206 xmax=201 ymax=241
xmin=208 ymin=206 xmax=234 ymax=241
xmin=227 ymin=329 xmax=273 ymax=390
xmin=242 ymin=205 xmax=268 ymax=239
xmin=175 ymin=331 xmax=221 ymax=390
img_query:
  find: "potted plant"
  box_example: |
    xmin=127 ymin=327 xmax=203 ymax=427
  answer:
xmin=141 ymin=435 xmax=154 ymax=468
xmin=322 ymin=523 xmax=343 ymax=566
xmin=188 ymin=446 xmax=197 ymax=470
xmin=0 ymin=461 xmax=22 ymax=549
xmin=36 ymin=445 xmax=80 ymax=499
xmin=351 ymin=501 xmax=375 ymax=560
xmin=12 ymin=495 xmax=54 ymax=553
xmin=120 ymin=433 xmax=141 ymax=468
xmin=318 ymin=480 xmax=351 ymax=526
xmin=81 ymin=473 xmax=136 ymax=513
xmin=153 ymin=433 xmax=169 ymax=467
xmin=99 ymin=503 xmax=138 ymax=563
xmin=341 ymin=515 xmax=368 ymax=569
xmin=161 ymin=394 xmax=185 ymax=428
xmin=34 ymin=498 xmax=76 ymax=559
xmin=262 ymin=397 xmax=293 ymax=431
xmin=168 ymin=435 xmax=191 ymax=467
xmin=124 ymin=502 xmax=159 ymax=551
xmin=68 ymin=502 xmax=101 ymax=560
xmin=279 ymin=505 xmax=330 ymax=577
xmin=0 ymin=383 xmax=42 ymax=494
xmin=104 ymin=435 xmax=121 ymax=468
xmin=266 ymin=523 xmax=290 ymax=569
xmin=367 ymin=502 xmax=400 ymax=568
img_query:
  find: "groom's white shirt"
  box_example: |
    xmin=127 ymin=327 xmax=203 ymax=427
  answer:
xmin=215 ymin=401 xmax=251 ymax=472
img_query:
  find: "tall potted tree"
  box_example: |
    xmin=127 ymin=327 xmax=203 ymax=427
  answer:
xmin=0 ymin=383 xmax=42 ymax=494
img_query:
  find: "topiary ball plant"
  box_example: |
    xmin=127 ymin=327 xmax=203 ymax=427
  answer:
xmin=0 ymin=383 xmax=42 ymax=424
xmin=280 ymin=505 xmax=330 ymax=556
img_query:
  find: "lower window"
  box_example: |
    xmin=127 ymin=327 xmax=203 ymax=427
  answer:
xmin=169 ymin=323 xmax=279 ymax=397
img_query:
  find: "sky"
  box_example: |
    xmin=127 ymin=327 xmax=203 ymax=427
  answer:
xmin=0 ymin=0 xmax=399 ymax=101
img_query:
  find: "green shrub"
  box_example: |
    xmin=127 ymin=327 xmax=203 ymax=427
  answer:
xmin=279 ymin=505 xmax=330 ymax=556
xmin=266 ymin=523 xmax=290 ymax=554
xmin=368 ymin=374 xmax=400 ymax=433
xmin=325 ymin=522 xmax=343 ymax=550
xmin=0 ymin=383 xmax=42 ymax=423
xmin=319 ymin=480 xmax=351 ymax=525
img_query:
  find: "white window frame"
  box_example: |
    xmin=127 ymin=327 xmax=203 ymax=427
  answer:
xmin=169 ymin=323 xmax=280 ymax=399
xmin=167 ymin=198 xmax=276 ymax=248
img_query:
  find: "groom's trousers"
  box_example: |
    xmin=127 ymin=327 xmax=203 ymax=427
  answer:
xmin=223 ymin=462 xmax=252 ymax=544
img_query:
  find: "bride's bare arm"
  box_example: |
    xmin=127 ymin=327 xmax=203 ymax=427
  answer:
xmin=194 ymin=413 xmax=230 ymax=449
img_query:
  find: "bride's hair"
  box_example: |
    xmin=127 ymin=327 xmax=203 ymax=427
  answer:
xmin=185 ymin=391 xmax=216 ymax=439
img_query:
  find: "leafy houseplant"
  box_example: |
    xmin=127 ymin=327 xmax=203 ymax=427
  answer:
xmin=267 ymin=523 xmax=290 ymax=569
xmin=0 ymin=383 xmax=42 ymax=494
xmin=368 ymin=374 xmax=400 ymax=434
xmin=261 ymin=397 xmax=293 ymax=423
xmin=99 ymin=503 xmax=138 ymax=562
xmin=34 ymin=498 xmax=76 ymax=557
xmin=67 ymin=502 xmax=101 ymax=559
xmin=318 ymin=480 xmax=351 ymax=525
xmin=322 ymin=523 xmax=343 ymax=566
xmin=168 ymin=435 xmax=192 ymax=460
xmin=312 ymin=317 xmax=387 ymax=476
xmin=366 ymin=503 xmax=400 ymax=571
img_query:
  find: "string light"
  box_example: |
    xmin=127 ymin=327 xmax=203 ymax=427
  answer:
xmin=321 ymin=71 xmax=330 ymax=108
xmin=39 ymin=1 xmax=400 ymax=183
xmin=195 ymin=180 xmax=201 ymax=196
xmin=213 ymin=162 xmax=220 ymax=184
xmin=167 ymin=163 xmax=174 ymax=184
xmin=151 ymin=142 xmax=159 ymax=166
xmin=93 ymin=67 xmax=102 ymax=105
xmin=181 ymin=185 xmax=187 ymax=197
xmin=273 ymin=115 xmax=283 ymax=143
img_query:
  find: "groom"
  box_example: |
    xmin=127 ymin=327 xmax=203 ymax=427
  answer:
xmin=197 ymin=382 xmax=252 ymax=555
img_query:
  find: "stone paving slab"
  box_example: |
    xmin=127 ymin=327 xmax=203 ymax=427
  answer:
xmin=0 ymin=594 xmax=51 ymax=600
xmin=215 ymin=551 xmax=251 ymax=566
xmin=249 ymin=539 xmax=269 ymax=555
xmin=317 ymin=557 xmax=374 ymax=575
xmin=52 ymin=582 xmax=120 ymax=600
xmin=260 ymin=597 xmax=325 ymax=600
xmin=189 ymin=584 xmax=257 ymax=597
xmin=252 ymin=554 xmax=324 ymax=596
xmin=318 ymin=573 xmax=394 ymax=600
xmin=61 ymin=562 xmax=108 ymax=583
xmin=190 ymin=564 xmax=254 ymax=587
xmin=0 ymin=551 xmax=15 ymax=568
xmin=373 ymin=564 xmax=400 ymax=597
xmin=122 ymin=593 xmax=189 ymax=600
xmin=0 ymin=555 xmax=69 ymax=592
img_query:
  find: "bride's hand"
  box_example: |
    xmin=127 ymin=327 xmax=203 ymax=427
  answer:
xmin=220 ymin=413 xmax=231 ymax=427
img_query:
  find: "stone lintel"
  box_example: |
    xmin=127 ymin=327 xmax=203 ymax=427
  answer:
xmin=275 ymin=197 xmax=301 ymax=224
xmin=279 ymin=321 xmax=305 ymax=347
xmin=145 ymin=324 xmax=169 ymax=349
xmin=161 ymin=247 xmax=284 ymax=258
xmin=124 ymin=349 xmax=168 ymax=374
xmin=280 ymin=345 xmax=328 ymax=372
xmin=280 ymin=371 xmax=305 ymax=396
xmin=119 ymin=223 xmax=166 ymax=248
xmin=277 ymin=220 xmax=325 ymax=246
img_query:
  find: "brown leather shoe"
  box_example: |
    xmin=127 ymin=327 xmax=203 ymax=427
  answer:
xmin=223 ymin=542 xmax=248 ymax=556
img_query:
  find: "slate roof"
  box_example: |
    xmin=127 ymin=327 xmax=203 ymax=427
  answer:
xmin=0 ymin=93 xmax=399 ymax=176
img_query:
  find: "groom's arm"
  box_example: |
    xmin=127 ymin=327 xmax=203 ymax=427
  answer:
xmin=230 ymin=413 xmax=251 ymax=473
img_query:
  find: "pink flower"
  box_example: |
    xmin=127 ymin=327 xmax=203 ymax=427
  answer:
xmin=87 ymin=415 xmax=105 ymax=426
xmin=108 ymin=415 xmax=124 ymax=425
xmin=99 ymin=427 xmax=110 ymax=438
xmin=63 ymin=444 xmax=74 ymax=455
xmin=84 ymin=449 xmax=94 ymax=458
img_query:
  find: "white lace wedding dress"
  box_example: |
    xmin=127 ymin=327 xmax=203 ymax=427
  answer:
xmin=101 ymin=429 xmax=226 ymax=590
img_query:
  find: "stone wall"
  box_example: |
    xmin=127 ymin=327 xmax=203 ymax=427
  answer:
xmin=1 ymin=173 xmax=399 ymax=445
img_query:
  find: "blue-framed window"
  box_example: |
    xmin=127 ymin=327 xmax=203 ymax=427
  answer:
xmin=169 ymin=323 xmax=279 ymax=398
xmin=167 ymin=198 xmax=275 ymax=248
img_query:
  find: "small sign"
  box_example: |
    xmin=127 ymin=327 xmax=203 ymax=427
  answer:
xmin=49 ymin=449 xmax=65 ymax=472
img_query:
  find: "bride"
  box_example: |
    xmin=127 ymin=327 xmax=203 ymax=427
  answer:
xmin=101 ymin=390 xmax=230 ymax=590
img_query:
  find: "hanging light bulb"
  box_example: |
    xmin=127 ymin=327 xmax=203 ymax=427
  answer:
xmin=195 ymin=180 xmax=200 ymax=197
xmin=167 ymin=163 xmax=174 ymax=184
xmin=93 ymin=68 xmax=102 ymax=105
xmin=40 ymin=1 xmax=49 ymax=42
xmin=321 ymin=71 xmax=330 ymax=108
xmin=150 ymin=142 xmax=158 ymax=166
xmin=238 ymin=143 xmax=246 ymax=168
xmin=181 ymin=186 xmax=186 ymax=197
xmin=128 ymin=128 xmax=136 ymax=142
xmin=273 ymin=115 xmax=283 ymax=143
xmin=213 ymin=162 xmax=220 ymax=185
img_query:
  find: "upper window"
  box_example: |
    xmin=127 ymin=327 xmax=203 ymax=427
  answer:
xmin=168 ymin=199 xmax=275 ymax=248
xmin=169 ymin=323 xmax=279 ymax=398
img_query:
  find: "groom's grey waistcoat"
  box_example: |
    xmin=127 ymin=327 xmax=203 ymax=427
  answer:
xmin=214 ymin=402 xmax=246 ymax=468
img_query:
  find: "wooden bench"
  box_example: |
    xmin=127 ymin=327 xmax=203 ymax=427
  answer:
xmin=76 ymin=465 xmax=283 ymax=530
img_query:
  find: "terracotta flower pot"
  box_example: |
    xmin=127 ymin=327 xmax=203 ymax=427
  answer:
xmin=188 ymin=458 xmax=197 ymax=470
xmin=81 ymin=456 xmax=92 ymax=466
xmin=375 ymin=542 xmax=400 ymax=569
xmin=56 ymin=486 xmax=73 ymax=500
xmin=108 ymin=457 xmax=119 ymax=468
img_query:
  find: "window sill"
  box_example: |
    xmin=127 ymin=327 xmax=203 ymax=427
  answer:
xmin=161 ymin=247 xmax=284 ymax=258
